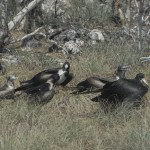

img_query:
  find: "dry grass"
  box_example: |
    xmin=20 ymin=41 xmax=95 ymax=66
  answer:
xmin=0 ymin=40 xmax=150 ymax=150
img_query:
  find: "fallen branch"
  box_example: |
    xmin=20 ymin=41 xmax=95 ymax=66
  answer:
xmin=49 ymin=28 xmax=66 ymax=40
xmin=9 ymin=27 xmax=45 ymax=44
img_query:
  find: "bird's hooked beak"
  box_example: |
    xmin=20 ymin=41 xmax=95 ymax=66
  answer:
xmin=141 ymin=78 xmax=149 ymax=87
xmin=120 ymin=65 xmax=131 ymax=71
xmin=115 ymin=65 xmax=131 ymax=75
xmin=140 ymin=57 xmax=150 ymax=63
xmin=9 ymin=76 xmax=18 ymax=81
xmin=12 ymin=76 xmax=18 ymax=80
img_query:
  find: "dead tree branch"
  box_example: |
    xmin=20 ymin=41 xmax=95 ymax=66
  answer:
xmin=8 ymin=0 xmax=44 ymax=31
xmin=0 ymin=0 xmax=10 ymax=51
xmin=134 ymin=0 xmax=144 ymax=52
xmin=9 ymin=27 xmax=45 ymax=44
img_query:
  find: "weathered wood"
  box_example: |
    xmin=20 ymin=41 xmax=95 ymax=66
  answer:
xmin=10 ymin=27 xmax=45 ymax=44
xmin=0 ymin=0 xmax=10 ymax=50
xmin=135 ymin=0 xmax=144 ymax=52
xmin=49 ymin=28 xmax=66 ymax=40
xmin=125 ymin=0 xmax=132 ymax=27
xmin=8 ymin=0 xmax=44 ymax=31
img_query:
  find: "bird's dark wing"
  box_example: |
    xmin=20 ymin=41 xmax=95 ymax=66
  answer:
xmin=15 ymin=82 xmax=35 ymax=92
xmin=91 ymin=80 xmax=124 ymax=103
xmin=27 ymin=88 xmax=55 ymax=104
xmin=32 ymin=68 xmax=60 ymax=80
xmin=39 ymin=67 xmax=61 ymax=73
xmin=77 ymin=77 xmax=103 ymax=89
xmin=122 ymin=94 xmax=145 ymax=108
xmin=85 ymin=76 xmax=118 ymax=91
xmin=98 ymin=76 xmax=118 ymax=83
xmin=72 ymin=76 xmax=105 ymax=94
xmin=76 ymin=78 xmax=87 ymax=87
xmin=20 ymin=67 xmax=60 ymax=84
xmin=60 ymin=73 xmax=74 ymax=86
xmin=24 ymin=83 xmax=50 ymax=94
xmin=87 ymin=77 xmax=106 ymax=88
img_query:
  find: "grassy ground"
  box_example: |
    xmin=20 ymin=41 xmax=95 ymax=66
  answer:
xmin=0 ymin=38 xmax=150 ymax=150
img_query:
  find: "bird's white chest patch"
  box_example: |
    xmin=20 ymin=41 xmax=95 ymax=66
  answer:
xmin=8 ymin=83 xmax=14 ymax=90
xmin=57 ymin=69 xmax=66 ymax=84
xmin=58 ymin=69 xmax=64 ymax=75
xmin=116 ymin=76 xmax=120 ymax=80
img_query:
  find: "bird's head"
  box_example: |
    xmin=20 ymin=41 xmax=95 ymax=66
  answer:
xmin=62 ymin=62 xmax=70 ymax=71
xmin=7 ymin=75 xmax=17 ymax=81
xmin=135 ymin=73 xmax=149 ymax=87
xmin=115 ymin=65 xmax=131 ymax=77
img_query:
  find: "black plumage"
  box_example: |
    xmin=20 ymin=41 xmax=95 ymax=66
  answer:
xmin=91 ymin=73 xmax=149 ymax=108
xmin=15 ymin=62 xmax=73 ymax=92
xmin=26 ymin=73 xmax=60 ymax=104
xmin=72 ymin=65 xmax=130 ymax=94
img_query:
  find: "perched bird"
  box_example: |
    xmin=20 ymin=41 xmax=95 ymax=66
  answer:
xmin=0 ymin=75 xmax=17 ymax=99
xmin=72 ymin=65 xmax=131 ymax=94
xmin=15 ymin=62 xmax=73 ymax=92
xmin=91 ymin=73 xmax=149 ymax=108
xmin=26 ymin=73 xmax=60 ymax=104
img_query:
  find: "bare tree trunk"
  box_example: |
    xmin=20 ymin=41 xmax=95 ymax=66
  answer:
xmin=135 ymin=0 xmax=144 ymax=52
xmin=118 ymin=7 xmax=125 ymax=26
xmin=125 ymin=0 xmax=132 ymax=28
xmin=8 ymin=0 xmax=44 ymax=31
xmin=0 ymin=0 xmax=10 ymax=51
xmin=54 ymin=0 xmax=58 ymax=18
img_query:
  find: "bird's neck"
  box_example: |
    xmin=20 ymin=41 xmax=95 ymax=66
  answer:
xmin=7 ymin=80 xmax=15 ymax=89
xmin=117 ymin=71 xmax=125 ymax=78
xmin=58 ymin=69 xmax=67 ymax=76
